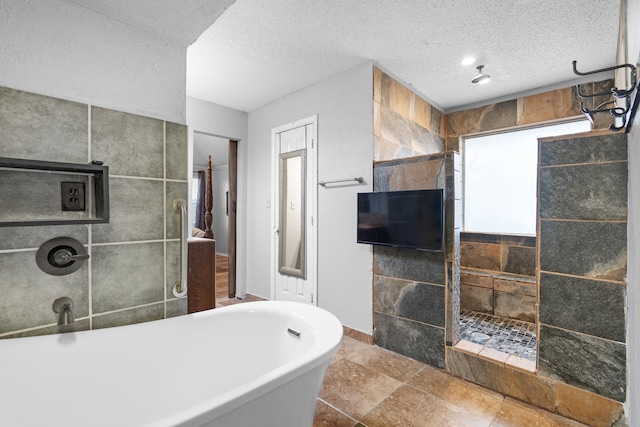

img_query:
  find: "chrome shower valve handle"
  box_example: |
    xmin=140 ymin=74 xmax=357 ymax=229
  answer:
xmin=52 ymin=248 xmax=89 ymax=265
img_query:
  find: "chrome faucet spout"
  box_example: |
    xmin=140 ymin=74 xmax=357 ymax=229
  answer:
xmin=58 ymin=303 xmax=74 ymax=326
xmin=52 ymin=297 xmax=75 ymax=326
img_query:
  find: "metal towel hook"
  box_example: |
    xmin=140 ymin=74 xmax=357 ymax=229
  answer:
xmin=572 ymin=60 xmax=637 ymax=98
xmin=571 ymin=60 xmax=639 ymax=132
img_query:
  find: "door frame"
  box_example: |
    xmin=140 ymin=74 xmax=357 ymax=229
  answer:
xmin=227 ymin=139 xmax=238 ymax=298
xmin=270 ymin=115 xmax=318 ymax=304
xmin=189 ymin=130 xmax=239 ymax=300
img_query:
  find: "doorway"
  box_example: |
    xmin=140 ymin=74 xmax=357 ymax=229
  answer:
xmin=192 ymin=131 xmax=238 ymax=301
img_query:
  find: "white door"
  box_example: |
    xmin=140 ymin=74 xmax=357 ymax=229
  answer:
xmin=271 ymin=116 xmax=317 ymax=305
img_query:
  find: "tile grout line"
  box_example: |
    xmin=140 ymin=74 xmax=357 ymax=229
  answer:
xmin=88 ymin=105 xmax=93 ymax=330
xmin=316 ymin=398 xmax=362 ymax=426
xmin=325 ymin=337 xmax=427 ymax=425
xmin=352 ymin=347 xmax=507 ymax=426
xmin=357 ymin=348 xmax=431 ymax=425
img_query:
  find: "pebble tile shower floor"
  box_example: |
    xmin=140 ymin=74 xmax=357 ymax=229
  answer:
xmin=459 ymin=310 xmax=537 ymax=361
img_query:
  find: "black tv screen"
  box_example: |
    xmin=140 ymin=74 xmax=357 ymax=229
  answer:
xmin=357 ymin=189 xmax=444 ymax=252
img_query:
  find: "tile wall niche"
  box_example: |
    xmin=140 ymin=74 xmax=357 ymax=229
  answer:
xmin=374 ymin=67 xmax=626 ymax=425
xmin=0 ymin=86 xmax=188 ymax=339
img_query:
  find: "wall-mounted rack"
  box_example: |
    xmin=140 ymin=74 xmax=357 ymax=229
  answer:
xmin=572 ymin=60 xmax=639 ymax=132
xmin=318 ymin=177 xmax=364 ymax=187
xmin=0 ymin=157 xmax=109 ymax=227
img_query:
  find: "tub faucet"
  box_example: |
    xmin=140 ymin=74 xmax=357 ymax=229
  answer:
xmin=52 ymin=297 xmax=75 ymax=326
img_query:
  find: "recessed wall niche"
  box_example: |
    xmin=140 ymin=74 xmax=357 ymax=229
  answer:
xmin=0 ymin=157 xmax=109 ymax=226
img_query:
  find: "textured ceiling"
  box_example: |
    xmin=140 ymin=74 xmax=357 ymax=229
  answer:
xmin=64 ymin=0 xmax=236 ymax=44
xmin=187 ymin=0 xmax=621 ymax=113
xmin=63 ymin=0 xmax=622 ymax=115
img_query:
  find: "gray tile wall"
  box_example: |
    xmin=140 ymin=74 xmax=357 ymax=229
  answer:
xmin=0 ymin=86 xmax=188 ymax=339
xmin=537 ymin=132 xmax=627 ymax=402
xmin=372 ymin=152 xmax=460 ymax=369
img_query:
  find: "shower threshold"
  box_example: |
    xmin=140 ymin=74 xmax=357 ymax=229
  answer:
xmin=456 ymin=310 xmax=537 ymax=372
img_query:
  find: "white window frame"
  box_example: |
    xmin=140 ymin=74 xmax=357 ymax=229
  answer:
xmin=190 ymin=171 xmax=200 ymax=228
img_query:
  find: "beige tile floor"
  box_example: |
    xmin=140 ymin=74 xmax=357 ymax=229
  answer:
xmin=314 ymin=336 xmax=587 ymax=427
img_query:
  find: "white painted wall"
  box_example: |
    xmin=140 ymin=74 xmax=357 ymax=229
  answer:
xmin=187 ymin=97 xmax=249 ymax=140
xmin=626 ymin=0 xmax=640 ymax=422
xmin=246 ymin=62 xmax=374 ymax=333
xmin=186 ymin=97 xmax=249 ymax=297
xmin=0 ymin=0 xmax=187 ymax=123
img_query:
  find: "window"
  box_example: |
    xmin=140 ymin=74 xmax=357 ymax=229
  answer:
xmin=463 ymin=120 xmax=591 ymax=235
xmin=191 ymin=172 xmax=199 ymax=228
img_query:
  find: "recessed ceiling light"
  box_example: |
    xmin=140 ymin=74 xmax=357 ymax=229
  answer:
xmin=461 ymin=56 xmax=476 ymax=66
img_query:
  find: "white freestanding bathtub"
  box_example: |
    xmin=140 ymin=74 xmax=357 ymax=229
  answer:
xmin=0 ymin=301 xmax=343 ymax=427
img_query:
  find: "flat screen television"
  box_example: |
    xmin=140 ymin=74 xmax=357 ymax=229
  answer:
xmin=357 ymin=189 xmax=444 ymax=252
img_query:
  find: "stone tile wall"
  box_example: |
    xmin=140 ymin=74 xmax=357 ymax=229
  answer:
xmin=447 ymin=131 xmax=628 ymax=425
xmin=460 ymin=232 xmax=536 ymax=322
xmin=372 ymin=153 xmax=460 ymax=369
xmin=372 ymin=66 xmax=459 ymax=369
xmin=444 ymin=78 xmax=614 ymax=325
xmin=447 ymin=346 xmax=626 ymax=426
xmin=374 ymin=67 xmax=627 ymax=423
xmin=537 ymin=131 xmax=627 ymax=403
xmin=446 ymin=79 xmax=615 ymax=152
xmin=373 ymin=67 xmax=446 ymax=162
xmin=0 ymin=86 xmax=188 ymax=338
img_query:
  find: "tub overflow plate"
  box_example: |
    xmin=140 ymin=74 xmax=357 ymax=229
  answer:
xmin=36 ymin=237 xmax=89 ymax=276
